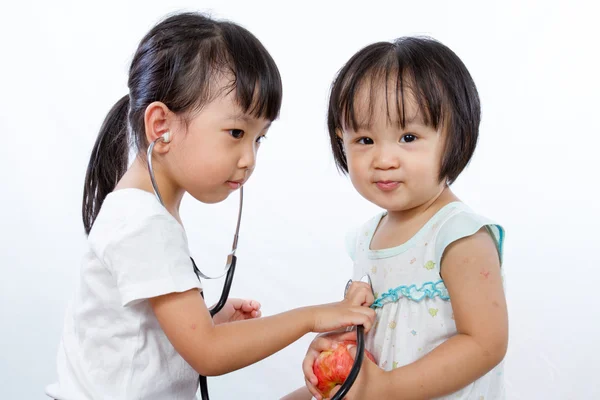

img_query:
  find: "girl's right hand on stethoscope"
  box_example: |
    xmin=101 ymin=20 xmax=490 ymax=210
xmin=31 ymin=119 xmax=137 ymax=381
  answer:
xmin=310 ymin=281 xmax=376 ymax=333
xmin=343 ymin=280 xmax=375 ymax=308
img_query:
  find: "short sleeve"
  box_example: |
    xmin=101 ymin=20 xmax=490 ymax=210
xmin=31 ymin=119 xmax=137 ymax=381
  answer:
xmin=434 ymin=211 xmax=505 ymax=271
xmin=101 ymin=214 xmax=202 ymax=307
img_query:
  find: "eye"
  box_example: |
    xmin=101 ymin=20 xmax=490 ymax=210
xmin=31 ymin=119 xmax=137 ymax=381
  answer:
xmin=229 ymin=129 xmax=244 ymax=139
xmin=400 ymin=134 xmax=417 ymax=143
xmin=256 ymin=135 xmax=267 ymax=144
xmin=357 ymin=137 xmax=374 ymax=145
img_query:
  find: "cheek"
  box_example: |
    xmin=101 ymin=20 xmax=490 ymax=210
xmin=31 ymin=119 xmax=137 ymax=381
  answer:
xmin=346 ymin=151 xmax=367 ymax=174
xmin=417 ymin=159 xmax=439 ymax=180
xmin=175 ymin=138 xmax=229 ymax=184
xmin=401 ymin=156 xmax=441 ymax=194
xmin=347 ymin=159 xmax=369 ymax=187
xmin=408 ymin=148 xmax=439 ymax=176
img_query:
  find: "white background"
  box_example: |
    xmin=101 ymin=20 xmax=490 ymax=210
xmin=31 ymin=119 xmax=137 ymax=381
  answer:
xmin=1 ymin=0 xmax=599 ymax=398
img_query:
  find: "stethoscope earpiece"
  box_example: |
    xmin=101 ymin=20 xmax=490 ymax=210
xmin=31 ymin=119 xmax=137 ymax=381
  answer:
xmin=161 ymin=131 xmax=172 ymax=143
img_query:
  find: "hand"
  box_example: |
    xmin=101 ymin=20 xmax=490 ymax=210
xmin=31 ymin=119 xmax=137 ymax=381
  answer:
xmin=211 ymin=298 xmax=262 ymax=325
xmin=325 ymin=344 xmax=385 ymax=400
xmin=344 ymin=280 xmax=375 ymax=307
xmin=310 ymin=280 xmax=376 ymax=333
xmin=302 ymin=330 xmax=359 ymax=400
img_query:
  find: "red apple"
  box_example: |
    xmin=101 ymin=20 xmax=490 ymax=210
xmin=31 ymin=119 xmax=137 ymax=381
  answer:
xmin=312 ymin=340 xmax=376 ymax=397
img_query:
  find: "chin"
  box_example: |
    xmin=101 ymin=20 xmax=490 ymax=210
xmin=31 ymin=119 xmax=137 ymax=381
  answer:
xmin=188 ymin=190 xmax=230 ymax=204
xmin=357 ymin=189 xmax=406 ymax=211
xmin=375 ymin=199 xmax=412 ymax=212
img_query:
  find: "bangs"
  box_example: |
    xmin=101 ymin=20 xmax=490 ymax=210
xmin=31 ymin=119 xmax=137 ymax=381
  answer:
xmin=221 ymin=22 xmax=282 ymax=121
xmin=162 ymin=19 xmax=282 ymax=122
xmin=330 ymin=41 xmax=448 ymax=133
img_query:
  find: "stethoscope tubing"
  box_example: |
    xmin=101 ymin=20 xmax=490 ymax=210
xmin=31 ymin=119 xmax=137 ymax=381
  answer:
xmin=147 ymin=136 xmax=365 ymax=399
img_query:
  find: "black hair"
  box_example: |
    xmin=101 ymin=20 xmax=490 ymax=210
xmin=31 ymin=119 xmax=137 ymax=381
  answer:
xmin=82 ymin=12 xmax=282 ymax=234
xmin=327 ymin=36 xmax=480 ymax=184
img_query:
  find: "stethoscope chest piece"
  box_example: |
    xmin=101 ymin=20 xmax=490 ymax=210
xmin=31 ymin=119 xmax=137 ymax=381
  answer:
xmin=334 ymin=274 xmax=374 ymax=400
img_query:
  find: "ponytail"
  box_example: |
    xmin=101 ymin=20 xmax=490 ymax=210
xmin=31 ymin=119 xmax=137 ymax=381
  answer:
xmin=82 ymin=95 xmax=130 ymax=235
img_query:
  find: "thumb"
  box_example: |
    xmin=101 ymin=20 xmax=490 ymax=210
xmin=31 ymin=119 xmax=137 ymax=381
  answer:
xmin=220 ymin=297 xmax=238 ymax=307
xmin=346 ymin=344 xmax=374 ymax=366
xmin=347 ymin=344 xmax=357 ymax=359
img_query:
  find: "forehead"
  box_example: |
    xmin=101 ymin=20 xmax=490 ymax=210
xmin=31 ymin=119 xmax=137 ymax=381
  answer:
xmin=343 ymin=74 xmax=428 ymax=132
xmin=193 ymin=71 xmax=276 ymax=124
xmin=199 ymin=77 xmax=269 ymax=122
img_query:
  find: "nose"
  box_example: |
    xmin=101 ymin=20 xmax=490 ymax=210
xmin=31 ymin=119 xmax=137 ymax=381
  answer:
xmin=373 ymin=144 xmax=400 ymax=170
xmin=238 ymin=142 xmax=257 ymax=172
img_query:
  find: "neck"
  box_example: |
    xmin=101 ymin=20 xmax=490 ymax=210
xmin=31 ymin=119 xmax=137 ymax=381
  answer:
xmin=385 ymin=185 xmax=457 ymax=225
xmin=116 ymin=155 xmax=185 ymax=223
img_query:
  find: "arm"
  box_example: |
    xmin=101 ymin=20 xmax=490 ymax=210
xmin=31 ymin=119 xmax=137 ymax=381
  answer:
xmin=150 ymin=282 xmax=375 ymax=377
xmin=377 ymin=227 xmax=508 ymax=398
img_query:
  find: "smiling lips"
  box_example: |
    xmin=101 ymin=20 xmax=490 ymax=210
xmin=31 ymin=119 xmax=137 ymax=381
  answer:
xmin=375 ymin=180 xmax=400 ymax=191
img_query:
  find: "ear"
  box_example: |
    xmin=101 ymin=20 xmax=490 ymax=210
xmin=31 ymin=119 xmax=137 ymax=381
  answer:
xmin=335 ymin=129 xmax=346 ymax=154
xmin=144 ymin=101 xmax=174 ymax=153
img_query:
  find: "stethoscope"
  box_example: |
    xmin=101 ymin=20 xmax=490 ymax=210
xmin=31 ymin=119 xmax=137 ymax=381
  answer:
xmin=147 ymin=134 xmax=369 ymax=400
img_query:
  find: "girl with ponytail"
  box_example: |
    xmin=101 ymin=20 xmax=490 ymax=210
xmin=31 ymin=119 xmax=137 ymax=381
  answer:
xmin=46 ymin=12 xmax=375 ymax=400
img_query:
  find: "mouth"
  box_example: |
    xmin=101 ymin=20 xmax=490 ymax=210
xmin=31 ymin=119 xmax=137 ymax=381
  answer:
xmin=226 ymin=179 xmax=245 ymax=190
xmin=375 ymin=180 xmax=401 ymax=191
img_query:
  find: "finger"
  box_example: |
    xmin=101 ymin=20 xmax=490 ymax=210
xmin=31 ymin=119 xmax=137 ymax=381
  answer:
xmin=241 ymin=300 xmax=255 ymax=312
xmin=345 ymin=281 xmax=369 ymax=296
xmin=349 ymin=306 xmax=376 ymax=321
xmin=346 ymin=288 xmax=368 ymax=306
xmin=345 ymin=309 xmax=376 ymax=332
xmin=252 ymin=310 xmax=262 ymax=318
xmin=364 ymin=308 xmax=377 ymax=332
xmin=346 ymin=344 xmax=357 ymax=360
xmin=310 ymin=336 xmax=336 ymax=353
xmin=351 ymin=306 xmax=376 ymax=332
xmin=227 ymin=298 xmax=244 ymax=310
xmin=303 ymin=350 xmax=321 ymax=384
xmin=304 ymin=337 xmax=333 ymax=384
xmin=246 ymin=299 xmax=261 ymax=312
xmin=305 ymin=376 xmax=322 ymax=400
xmin=327 ymin=385 xmax=342 ymax=399
xmin=345 ymin=283 xmax=375 ymax=306
xmin=334 ymin=330 xmax=358 ymax=342
xmin=348 ymin=344 xmax=377 ymax=371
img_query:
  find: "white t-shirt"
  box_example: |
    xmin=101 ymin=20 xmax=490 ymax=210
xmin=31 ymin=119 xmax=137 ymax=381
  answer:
xmin=46 ymin=189 xmax=203 ymax=400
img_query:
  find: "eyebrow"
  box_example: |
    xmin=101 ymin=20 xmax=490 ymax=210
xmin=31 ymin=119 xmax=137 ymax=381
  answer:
xmin=225 ymin=113 xmax=272 ymax=130
xmin=225 ymin=113 xmax=253 ymax=122
xmin=349 ymin=115 xmax=426 ymax=133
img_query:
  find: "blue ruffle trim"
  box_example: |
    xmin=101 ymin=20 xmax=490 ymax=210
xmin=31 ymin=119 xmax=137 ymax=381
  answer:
xmin=371 ymin=280 xmax=450 ymax=308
